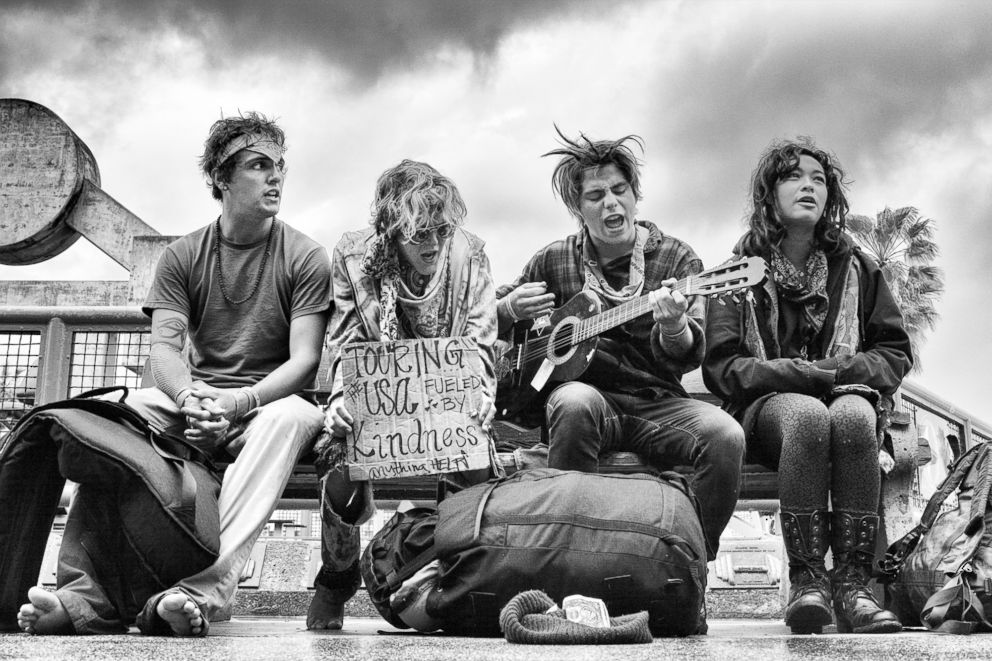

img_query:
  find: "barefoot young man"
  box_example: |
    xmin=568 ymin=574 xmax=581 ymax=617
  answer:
xmin=16 ymin=113 xmax=330 ymax=636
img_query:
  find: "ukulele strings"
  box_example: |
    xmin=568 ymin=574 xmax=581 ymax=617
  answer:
xmin=514 ymin=275 xmax=691 ymax=365
xmin=507 ymin=259 xmax=758 ymax=369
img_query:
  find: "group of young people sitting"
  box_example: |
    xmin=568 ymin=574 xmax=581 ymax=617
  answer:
xmin=11 ymin=111 xmax=912 ymax=638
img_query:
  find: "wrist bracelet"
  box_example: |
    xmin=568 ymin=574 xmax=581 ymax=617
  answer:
xmin=239 ymin=386 xmax=260 ymax=411
xmin=660 ymin=319 xmax=690 ymax=339
xmin=502 ymin=297 xmax=521 ymax=322
xmin=232 ymin=390 xmax=246 ymax=421
xmin=176 ymin=388 xmax=193 ymax=409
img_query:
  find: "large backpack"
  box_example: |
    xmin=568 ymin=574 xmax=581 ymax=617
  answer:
xmin=361 ymin=468 xmax=707 ymax=637
xmin=879 ymin=442 xmax=992 ymax=633
xmin=0 ymin=387 xmax=221 ymax=632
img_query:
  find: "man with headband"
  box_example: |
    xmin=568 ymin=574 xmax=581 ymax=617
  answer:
xmin=16 ymin=113 xmax=331 ymax=637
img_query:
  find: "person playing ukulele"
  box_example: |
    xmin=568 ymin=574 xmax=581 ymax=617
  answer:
xmin=496 ymin=129 xmax=744 ymax=564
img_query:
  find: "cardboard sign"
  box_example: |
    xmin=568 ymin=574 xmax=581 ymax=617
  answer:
xmin=339 ymin=337 xmax=490 ymax=481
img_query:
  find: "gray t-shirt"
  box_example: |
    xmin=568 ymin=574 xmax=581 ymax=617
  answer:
xmin=143 ymin=219 xmax=332 ymax=389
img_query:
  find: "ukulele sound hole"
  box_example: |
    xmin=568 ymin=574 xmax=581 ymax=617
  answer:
xmin=546 ymin=316 xmax=579 ymax=364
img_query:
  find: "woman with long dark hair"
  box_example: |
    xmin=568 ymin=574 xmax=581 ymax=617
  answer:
xmin=703 ymin=138 xmax=912 ymax=634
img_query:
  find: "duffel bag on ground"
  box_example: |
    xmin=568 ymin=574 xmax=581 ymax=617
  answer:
xmin=879 ymin=442 xmax=992 ymax=633
xmin=361 ymin=467 xmax=707 ymax=637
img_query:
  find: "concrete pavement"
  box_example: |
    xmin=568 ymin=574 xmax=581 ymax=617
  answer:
xmin=3 ymin=617 xmax=992 ymax=661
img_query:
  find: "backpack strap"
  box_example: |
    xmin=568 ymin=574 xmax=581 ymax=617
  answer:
xmin=384 ymin=546 xmax=439 ymax=592
xmin=471 ymin=481 xmax=502 ymax=545
xmin=878 ymin=444 xmax=988 ymax=581
xmin=921 ymin=568 xmax=992 ymax=634
xmin=919 ymin=446 xmax=992 ymax=633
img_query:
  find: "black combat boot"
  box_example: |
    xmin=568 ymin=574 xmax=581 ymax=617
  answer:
xmin=830 ymin=512 xmax=902 ymax=634
xmin=780 ymin=510 xmax=833 ymax=633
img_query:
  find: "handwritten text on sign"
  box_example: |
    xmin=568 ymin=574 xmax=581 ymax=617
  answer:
xmin=340 ymin=337 xmax=489 ymax=481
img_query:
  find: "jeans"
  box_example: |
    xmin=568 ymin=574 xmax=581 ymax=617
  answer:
xmin=545 ymin=382 xmax=744 ymax=559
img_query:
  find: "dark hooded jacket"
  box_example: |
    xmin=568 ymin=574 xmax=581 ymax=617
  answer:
xmin=703 ymin=233 xmax=913 ymax=432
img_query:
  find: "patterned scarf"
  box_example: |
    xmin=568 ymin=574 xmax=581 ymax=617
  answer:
xmin=360 ymin=234 xmax=401 ymax=341
xmin=742 ymin=248 xmax=861 ymax=361
xmin=770 ymin=247 xmax=830 ymax=343
xmin=582 ymin=225 xmax=649 ymax=304
xmin=396 ymin=253 xmax=452 ymax=339
xmin=360 ymin=233 xmax=452 ymax=341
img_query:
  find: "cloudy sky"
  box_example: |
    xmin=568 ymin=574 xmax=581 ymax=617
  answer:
xmin=2 ymin=0 xmax=990 ymax=421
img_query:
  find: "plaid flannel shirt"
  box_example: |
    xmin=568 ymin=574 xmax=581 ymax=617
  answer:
xmin=497 ymin=221 xmax=706 ymax=398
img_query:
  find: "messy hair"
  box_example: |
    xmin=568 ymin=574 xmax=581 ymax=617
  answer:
xmin=739 ymin=137 xmax=850 ymax=256
xmin=370 ymin=159 xmax=467 ymax=240
xmin=199 ymin=111 xmax=285 ymax=200
xmin=544 ymin=126 xmax=644 ymax=224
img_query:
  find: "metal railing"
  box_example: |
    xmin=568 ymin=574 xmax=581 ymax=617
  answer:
xmin=0 ymin=306 xmax=150 ymax=440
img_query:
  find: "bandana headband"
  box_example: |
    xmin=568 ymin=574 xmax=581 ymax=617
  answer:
xmin=217 ymin=132 xmax=286 ymax=168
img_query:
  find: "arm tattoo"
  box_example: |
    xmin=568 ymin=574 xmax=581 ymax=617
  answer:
xmin=158 ymin=317 xmax=187 ymax=342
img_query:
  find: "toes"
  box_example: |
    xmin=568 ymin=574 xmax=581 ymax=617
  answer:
xmin=17 ymin=604 xmax=40 ymax=633
xmin=156 ymin=593 xmax=207 ymax=636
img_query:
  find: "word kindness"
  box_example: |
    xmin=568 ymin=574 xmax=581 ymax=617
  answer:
xmin=340 ymin=337 xmax=491 ymax=480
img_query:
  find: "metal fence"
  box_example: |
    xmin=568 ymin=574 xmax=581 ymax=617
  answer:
xmin=68 ymin=330 xmax=150 ymax=396
xmin=898 ymin=383 xmax=991 ymax=515
xmin=0 ymin=307 xmax=150 ymax=441
xmin=0 ymin=331 xmax=40 ymax=438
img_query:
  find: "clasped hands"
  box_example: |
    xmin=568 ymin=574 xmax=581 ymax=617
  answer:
xmin=180 ymin=385 xmax=252 ymax=450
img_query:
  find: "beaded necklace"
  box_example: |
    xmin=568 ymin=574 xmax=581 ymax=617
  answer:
xmin=213 ymin=217 xmax=275 ymax=305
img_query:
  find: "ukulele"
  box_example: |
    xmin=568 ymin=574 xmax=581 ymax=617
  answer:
xmin=494 ymin=256 xmax=767 ymax=420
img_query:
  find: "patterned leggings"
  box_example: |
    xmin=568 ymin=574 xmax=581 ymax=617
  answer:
xmin=748 ymin=393 xmax=879 ymax=516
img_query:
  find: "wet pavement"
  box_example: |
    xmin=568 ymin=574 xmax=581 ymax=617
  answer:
xmin=3 ymin=617 xmax=992 ymax=660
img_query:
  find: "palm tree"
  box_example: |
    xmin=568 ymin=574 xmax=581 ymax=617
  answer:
xmin=846 ymin=206 xmax=944 ymax=372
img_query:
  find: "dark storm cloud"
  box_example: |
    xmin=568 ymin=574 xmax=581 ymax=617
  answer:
xmin=0 ymin=0 xmax=647 ymax=83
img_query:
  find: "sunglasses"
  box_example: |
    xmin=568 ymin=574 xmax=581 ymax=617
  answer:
xmin=404 ymin=224 xmax=456 ymax=245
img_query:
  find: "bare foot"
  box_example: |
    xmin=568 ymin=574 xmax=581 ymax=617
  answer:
xmin=306 ymin=584 xmax=344 ymax=630
xmin=156 ymin=592 xmax=205 ymax=636
xmin=17 ymin=587 xmax=73 ymax=635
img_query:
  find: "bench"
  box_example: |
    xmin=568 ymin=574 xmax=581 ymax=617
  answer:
xmin=292 ymin=366 xmax=921 ymax=548
xmin=41 ymin=345 xmax=920 ymax=604
xmin=138 ymin=348 xmax=921 ymax=549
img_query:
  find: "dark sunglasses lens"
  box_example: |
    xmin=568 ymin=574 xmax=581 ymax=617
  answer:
xmin=409 ymin=225 xmax=454 ymax=244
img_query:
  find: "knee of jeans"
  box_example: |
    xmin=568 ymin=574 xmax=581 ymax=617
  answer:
xmin=698 ymin=412 xmax=745 ymax=454
xmin=545 ymin=382 xmax=602 ymax=418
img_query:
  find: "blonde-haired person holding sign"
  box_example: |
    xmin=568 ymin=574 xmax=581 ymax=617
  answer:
xmin=308 ymin=159 xmax=499 ymax=630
